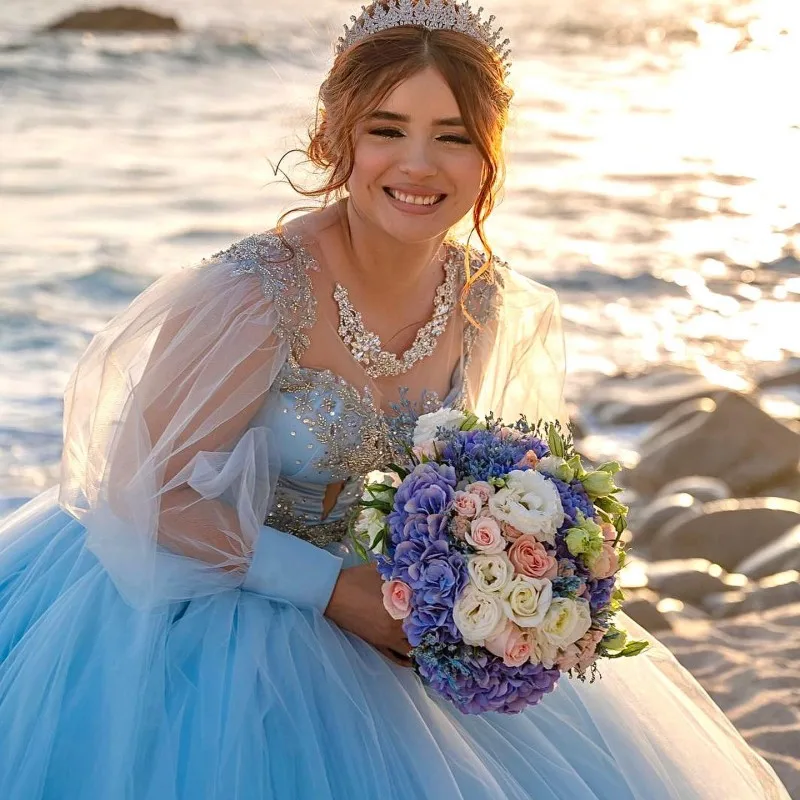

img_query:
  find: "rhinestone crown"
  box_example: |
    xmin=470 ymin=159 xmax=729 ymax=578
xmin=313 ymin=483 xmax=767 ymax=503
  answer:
xmin=336 ymin=0 xmax=511 ymax=77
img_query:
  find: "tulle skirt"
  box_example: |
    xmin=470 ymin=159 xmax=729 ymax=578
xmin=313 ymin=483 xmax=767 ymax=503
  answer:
xmin=0 ymin=488 xmax=789 ymax=800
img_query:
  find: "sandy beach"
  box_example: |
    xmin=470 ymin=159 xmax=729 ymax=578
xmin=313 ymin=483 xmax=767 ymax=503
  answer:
xmin=577 ymin=365 xmax=800 ymax=796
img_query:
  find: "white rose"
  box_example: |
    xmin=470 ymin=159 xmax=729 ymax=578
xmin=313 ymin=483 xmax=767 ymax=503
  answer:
xmin=412 ymin=407 xmax=466 ymax=447
xmin=453 ymin=585 xmax=506 ymax=645
xmin=354 ymin=507 xmax=384 ymax=542
xmin=467 ymin=553 xmax=514 ymax=594
xmin=538 ymin=598 xmax=592 ymax=652
xmin=535 ymin=456 xmax=566 ymax=478
xmin=500 ymin=575 xmax=553 ymax=628
xmin=488 ymin=469 xmax=564 ymax=545
xmin=529 ymin=628 xmax=561 ymax=669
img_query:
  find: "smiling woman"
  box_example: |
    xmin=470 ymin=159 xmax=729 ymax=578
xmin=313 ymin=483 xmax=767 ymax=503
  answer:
xmin=0 ymin=1 xmax=792 ymax=799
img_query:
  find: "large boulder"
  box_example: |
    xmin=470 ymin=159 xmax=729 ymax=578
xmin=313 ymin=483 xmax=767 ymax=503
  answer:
xmin=628 ymin=492 xmax=703 ymax=548
xmin=649 ymin=497 xmax=800 ymax=569
xmin=623 ymin=392 xmax=800 ymax=496
xmin=582 ymin=366 xmax=725 ymax=426
xmin=641 ymin=558 xmax=745 ymax=604
xmin=45 ymin=6 xmax=180 ymax=32
xmin=735 ymin=524 xmax=800 ymax=579
xmin=704 ymin=571 xmax=800 ymax=619
xmin=755 ymin=357 xmax=800 ymax=391
xmin=620 ymin=589 xmax=672 ymax=633
xmin=655 ymin=476 xmax=731 ymax=504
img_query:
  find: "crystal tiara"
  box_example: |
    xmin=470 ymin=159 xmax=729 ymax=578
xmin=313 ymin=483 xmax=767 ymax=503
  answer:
xmin=335 ymin=0 xmax=512 ymax=77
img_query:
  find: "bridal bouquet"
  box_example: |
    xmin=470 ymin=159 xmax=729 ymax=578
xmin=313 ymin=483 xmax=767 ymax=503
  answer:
xmin=351 ymin=409 xmax=648 ymax=715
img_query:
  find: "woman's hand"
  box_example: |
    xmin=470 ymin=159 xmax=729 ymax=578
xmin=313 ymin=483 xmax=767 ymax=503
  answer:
xmin=324 ymin=563 xmax=412 ymax=667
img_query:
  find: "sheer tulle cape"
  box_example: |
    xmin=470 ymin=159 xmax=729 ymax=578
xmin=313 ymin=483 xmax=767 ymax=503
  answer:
xmin=57 ymin=240 xmax=568 ymax=610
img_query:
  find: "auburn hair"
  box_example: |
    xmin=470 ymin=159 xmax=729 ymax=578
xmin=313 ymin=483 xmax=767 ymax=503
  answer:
xmin=279 ymin=2 xmax=513 ymax=311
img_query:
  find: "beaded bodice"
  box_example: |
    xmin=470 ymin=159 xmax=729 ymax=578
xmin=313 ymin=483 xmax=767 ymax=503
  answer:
xmin=215 ymin=229 xmax=500 ymax=548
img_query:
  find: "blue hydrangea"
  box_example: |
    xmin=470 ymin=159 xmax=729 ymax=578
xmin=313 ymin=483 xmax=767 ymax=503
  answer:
xmin=438 ymin=428 xmax=547 ymax=482
xmin=413 ymin=639 xmax=561 ymax=714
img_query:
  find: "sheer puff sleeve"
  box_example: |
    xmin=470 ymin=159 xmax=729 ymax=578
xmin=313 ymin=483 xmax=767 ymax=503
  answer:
xmin=58 ymin=243 xmax=342 ymax=611
xmin=463 ymin=261 xmax=568 ymax=428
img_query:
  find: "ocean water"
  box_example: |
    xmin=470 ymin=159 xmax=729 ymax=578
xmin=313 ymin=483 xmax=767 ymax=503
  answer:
xmin=1 ymin=0 xmax=799 ymax=504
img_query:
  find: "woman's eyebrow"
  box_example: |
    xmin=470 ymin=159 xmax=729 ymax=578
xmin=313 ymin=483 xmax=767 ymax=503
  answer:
xmin=367 ymin=110 xmax=466 ymax=126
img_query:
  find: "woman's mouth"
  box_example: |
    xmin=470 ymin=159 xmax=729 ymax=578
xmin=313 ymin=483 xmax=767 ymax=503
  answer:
xmin=384 ymin=187 xmax=446 ymax=209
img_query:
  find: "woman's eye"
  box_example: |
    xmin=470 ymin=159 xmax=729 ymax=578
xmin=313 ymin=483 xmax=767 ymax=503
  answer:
xmin=369 ymin=128 xmax=404 ymax=138
xmin=438 ymin=134 xmax=472 ymax=145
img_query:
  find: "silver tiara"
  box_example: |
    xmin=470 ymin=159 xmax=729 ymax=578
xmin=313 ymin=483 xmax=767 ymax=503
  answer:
xmin=336 ymin=0 xmax=512 ymax=77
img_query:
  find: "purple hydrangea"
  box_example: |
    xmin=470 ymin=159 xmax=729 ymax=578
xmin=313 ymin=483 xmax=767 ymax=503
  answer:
xmin=587 ymin=576 xmax=616 ymax=611
xmin=414 ymin=641 xmax=561 ymax=714
xmin=406 ymin=604 xmax=461 ymax=647
xmin=551 ymin=477 xmax=596 ymax=527
xmin=438 ymin=428 xmax=547 ymax=482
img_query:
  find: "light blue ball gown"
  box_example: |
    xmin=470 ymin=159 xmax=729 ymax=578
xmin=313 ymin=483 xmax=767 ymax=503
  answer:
xmin=0 ymin=230 xmax=789 ymax=799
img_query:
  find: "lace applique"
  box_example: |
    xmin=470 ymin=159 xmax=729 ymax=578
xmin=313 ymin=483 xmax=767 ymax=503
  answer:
xmin=263 ymin=483 xmax=362 ymax=548
xmin=386 ymin=387 xmax=445 ymax=455
xmin=276 ymin=363 xmax=396 ymax=481
xmin=214 ymin=231 xmax=318 ymax=362
xmin=460 ymin=251 xmax=504 ymax=397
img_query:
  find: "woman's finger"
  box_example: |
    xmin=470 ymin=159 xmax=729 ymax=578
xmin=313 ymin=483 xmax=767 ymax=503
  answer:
xmin=379 ymin=647 xmax=412 ymax=668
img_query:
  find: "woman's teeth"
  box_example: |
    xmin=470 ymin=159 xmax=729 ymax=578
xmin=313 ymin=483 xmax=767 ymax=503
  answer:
xmin=386 ymin=188 xmax=444 ymax=206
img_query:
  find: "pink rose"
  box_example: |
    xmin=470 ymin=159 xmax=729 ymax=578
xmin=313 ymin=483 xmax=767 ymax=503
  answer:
xmin=464 ymin=481 xmax=493 ymax=504
xmin=412 ymin=442 xmax=438 ymax=460
xmin=576 ymin=628 xmax=606 ymax=671
xmin=381 ymin=580 xmax=412 ymax=620
xmin=466 ymin=517 xmax=505 ymax=553
xmin=452 ymin=516 xmax=471 ymax=540
xmin=485 ymin=621 xmax=532 ymax=667
xmin=557 ymin=627 xmax=605 ymax=672
xmin=589 ymin=542 xmax=619 ymax=579
xmin=600 ymin=523 xmax=617 ymax=542
xmin=516 ymin=449 xmax=539 ymax=469
xmin=500 ymin=521 xmax=525 ymax=543
xmin=555 ymin=642 xmax=582 ymax=671
xmin=508 ymin=535 xmax=558 ymax=579
xmin=453 ymin=491 xmax=482 ymax=519
xmin=498 ymin=427 xmax=524 ymax=442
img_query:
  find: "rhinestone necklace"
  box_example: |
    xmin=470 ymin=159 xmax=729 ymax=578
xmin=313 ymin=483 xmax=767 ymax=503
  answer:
xmin=333 ymin=246 xmax=459 ymax=378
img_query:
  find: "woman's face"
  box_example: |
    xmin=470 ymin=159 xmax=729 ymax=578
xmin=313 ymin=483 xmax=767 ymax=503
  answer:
xmin=347 ymin=66 xmax=485 ymax=244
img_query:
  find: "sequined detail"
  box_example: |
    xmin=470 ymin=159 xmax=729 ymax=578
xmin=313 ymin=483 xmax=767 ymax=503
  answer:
xmin=459 ymin=251 xmax=504 ymax=400
xmin=222 ymin=230 xmax=502 ymax=546
xmin=333 ymin=245 xmax=459 ymax=378
xmin=263 ymin=484 xmax=361 ymax=548
xmin=276 ymin=363 xmax=397 ymax=481
xmin=214 ymin=231 xmax=318 ymax=363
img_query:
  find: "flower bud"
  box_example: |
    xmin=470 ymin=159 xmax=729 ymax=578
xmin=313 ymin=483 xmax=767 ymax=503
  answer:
xmin=581 ymin=470 xmax=616 ymax=498
xmin=602 ymin=628 xmax=628 ymax=652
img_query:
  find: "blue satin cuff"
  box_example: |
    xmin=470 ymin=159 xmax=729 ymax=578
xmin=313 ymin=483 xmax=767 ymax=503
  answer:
xmin=241 ymin=525 xmax=343 ymax=613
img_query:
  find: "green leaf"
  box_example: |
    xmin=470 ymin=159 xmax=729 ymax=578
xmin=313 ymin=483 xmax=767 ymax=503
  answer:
xmin=620 ymin=640 xmax=650 ymax=657
xmin=547 ymin=426 xmax=566 ymax=458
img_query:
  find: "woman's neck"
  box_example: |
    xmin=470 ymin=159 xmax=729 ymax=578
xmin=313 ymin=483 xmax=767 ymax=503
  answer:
xmin=339 ymin=199 xmax=448 ymax=296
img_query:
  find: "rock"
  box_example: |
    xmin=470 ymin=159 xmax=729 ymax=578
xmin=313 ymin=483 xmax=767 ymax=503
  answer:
xmin=637 ymin=396 xmax=717 ymax=453
xmin=735 ymin=524 xmax=800 ymax=579
xmin=628 ymin=492 xmax=703 ymax=548
xmin=582 ymin=366 xmax=728 ymax=425
xmin=649 ymin=497 xmax=800 ymax=569
xmin=655 ymin=476 xmax=731 ymax=504
xmin=623 ymin=392 xmax=800 ymax=496
xmin=755 ymin=357 xmax=800 ymax=390
xmin=621 ymin=589 xmax=672 ymax=632
xmin=704 ymin=571 xmax=800 ymax=618
xmin=757 ymin=469 xmax=800 ymax=502
xmin=642 ymin=558 xmax=746 ymax=604
xmin=45 ymin=6 xmax=180 ymax=32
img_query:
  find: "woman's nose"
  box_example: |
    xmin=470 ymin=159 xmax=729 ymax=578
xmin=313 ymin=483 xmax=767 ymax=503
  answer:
xmin=398 ymin=138 xmax=437 ymax=177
